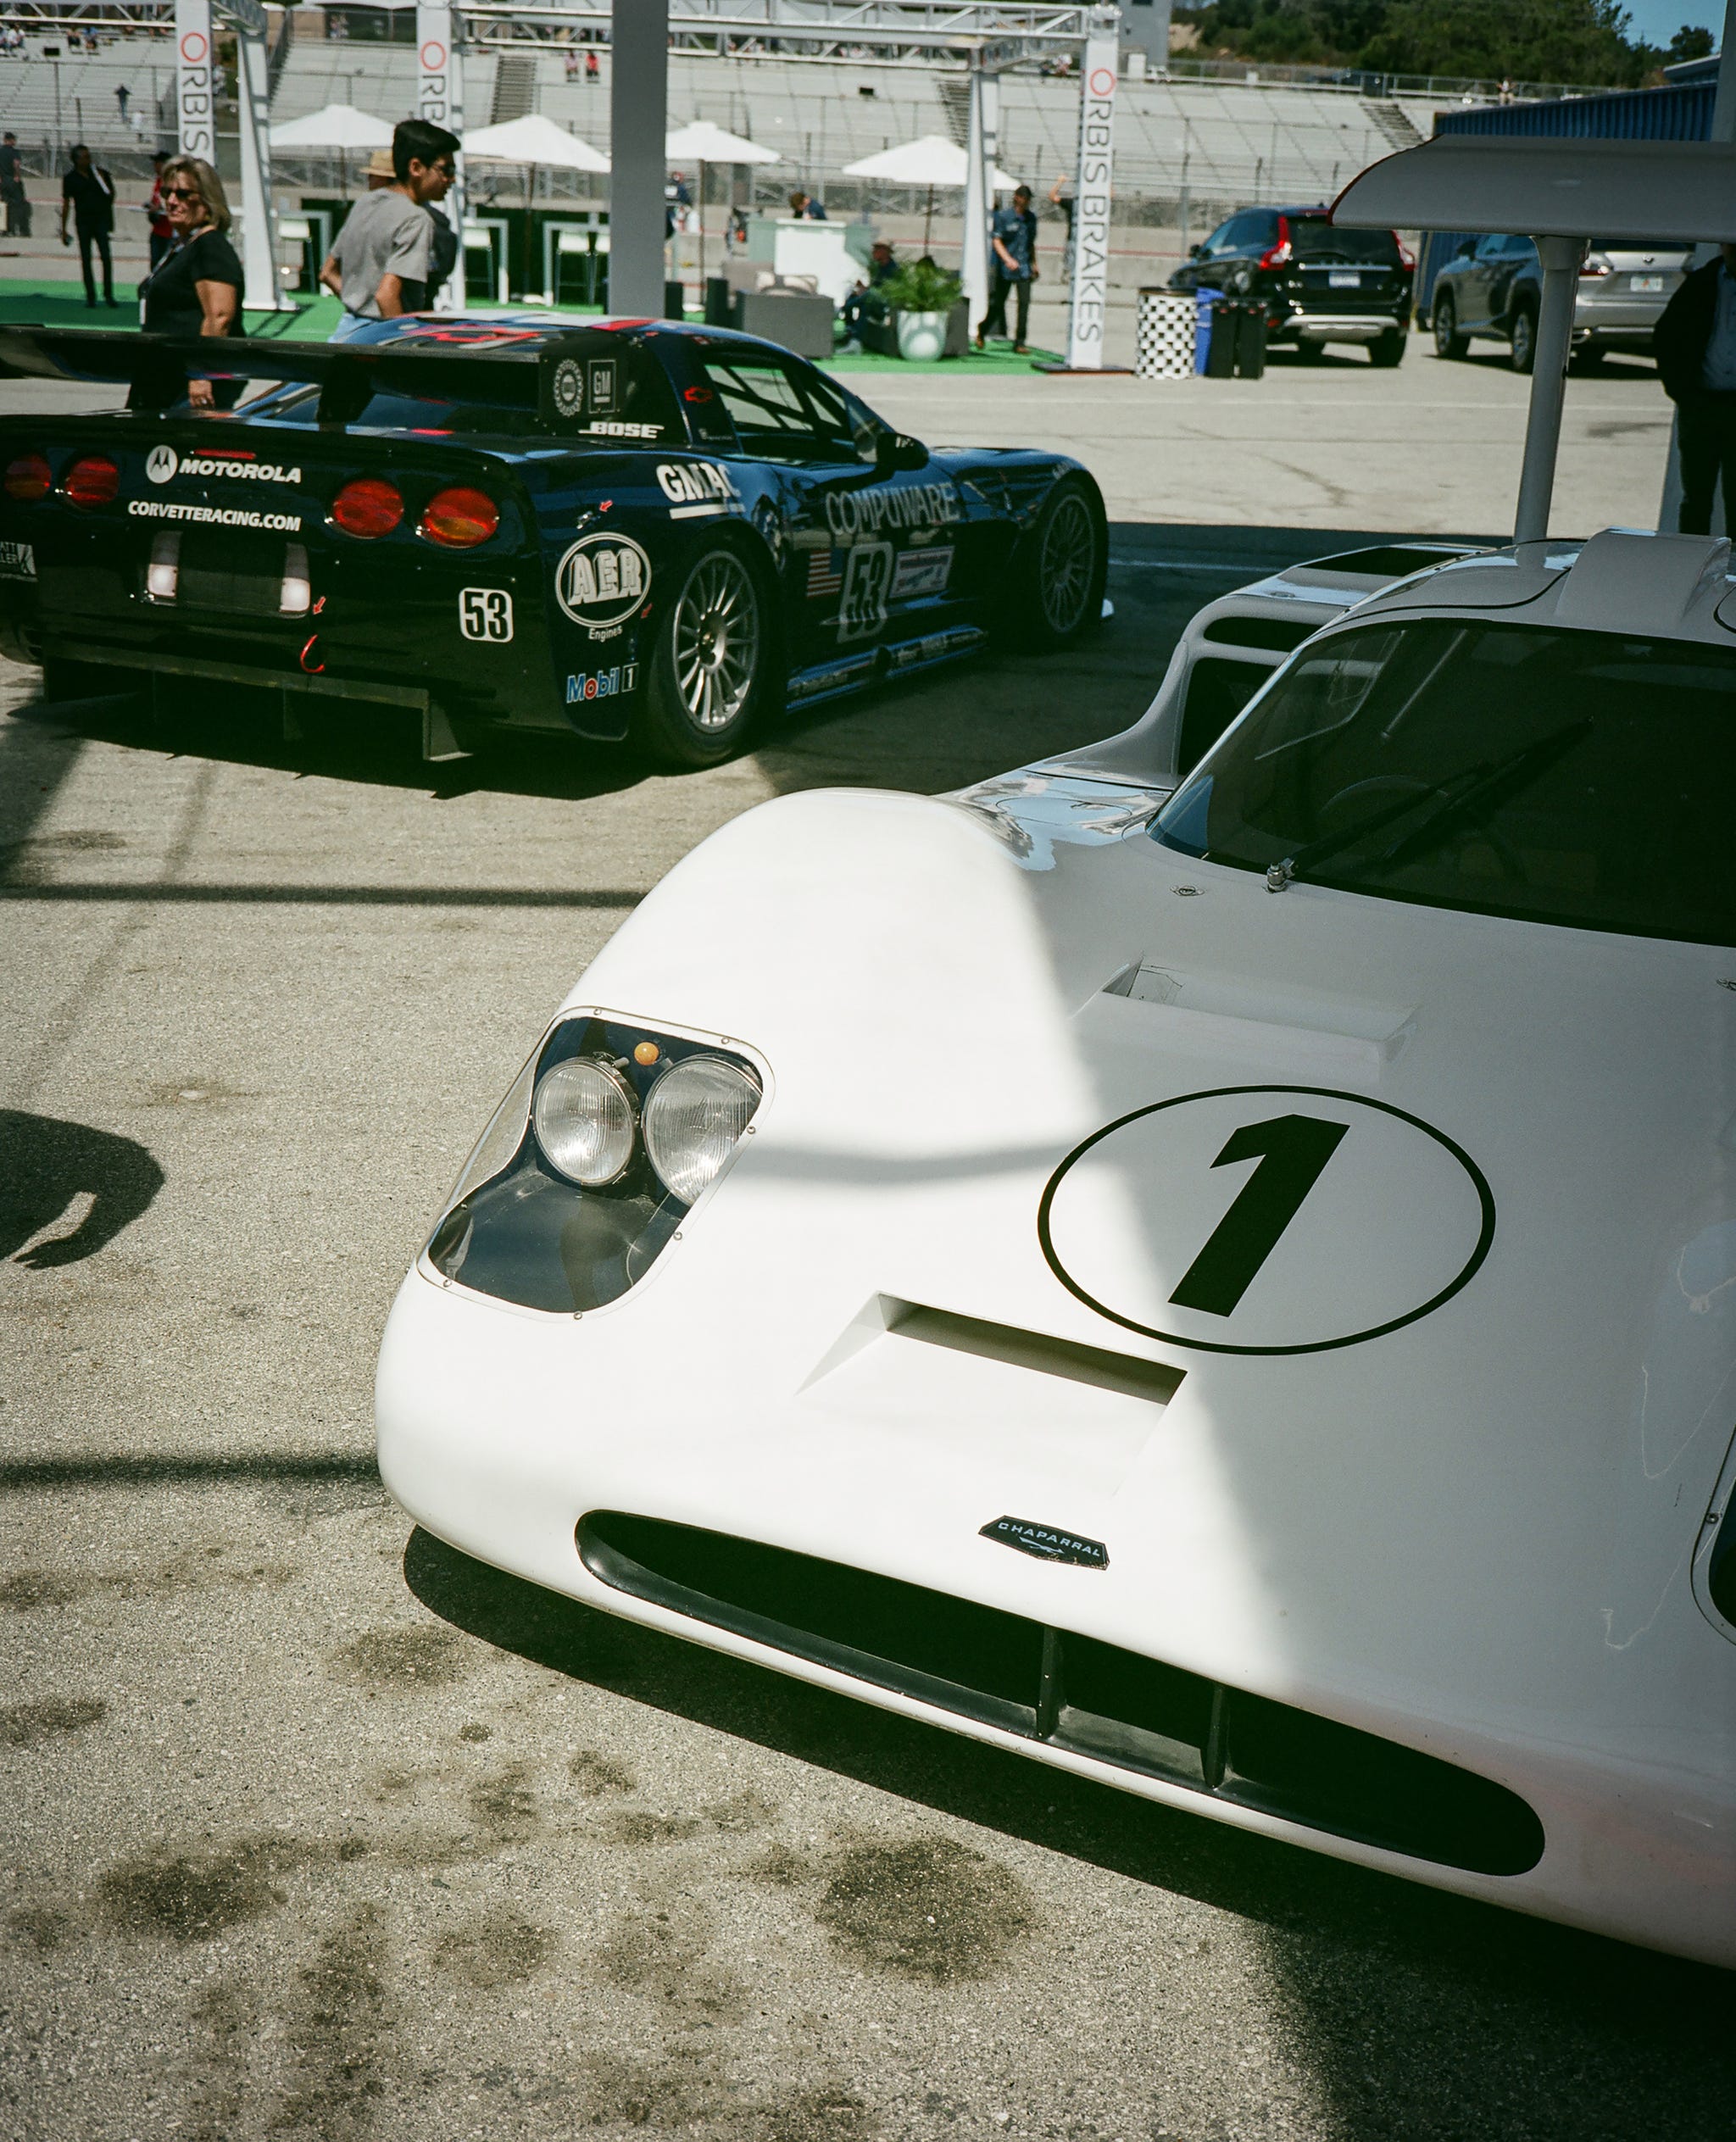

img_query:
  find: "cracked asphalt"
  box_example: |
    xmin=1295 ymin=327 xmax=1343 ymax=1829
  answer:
xmin=3 ymin=346 xmax=1732 ymax=2142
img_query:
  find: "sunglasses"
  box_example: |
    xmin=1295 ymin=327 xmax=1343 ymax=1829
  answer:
xmin=164 ymin=186 xmax=202 ymax=202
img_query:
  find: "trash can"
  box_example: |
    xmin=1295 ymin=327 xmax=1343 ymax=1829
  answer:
xmin=1235 ymin=305 xmax=1267 ymax=381
xmin=1193 ymin=287 xmax=1222 ymax=374
xmin=1135 ymin=289 xmax=1197 ymax=379
xmin=664 ymin=277 xmax=686 ymax=321
xmin=704 ymin=275 xmax=732 ymax=326
xmin=1205 ymin=298 xmax=1239 ymax=378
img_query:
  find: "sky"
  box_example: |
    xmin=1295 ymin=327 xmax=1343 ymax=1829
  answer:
xmin=1622 ymin=0 xmax=1721 ymax=47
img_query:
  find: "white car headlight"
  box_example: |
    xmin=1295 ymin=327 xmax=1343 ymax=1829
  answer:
xmin=642 ymin=1054 xmax=762 ymax=1205
xmin=532 ymin=1057 xmax=637 ymax=1187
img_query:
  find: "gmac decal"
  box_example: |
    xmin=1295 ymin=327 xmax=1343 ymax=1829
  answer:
xmin=1038 ymin=1085 xmax=1495 ymax=1356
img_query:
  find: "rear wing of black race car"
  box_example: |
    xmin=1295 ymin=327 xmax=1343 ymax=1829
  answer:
xmin=0 ymin=324 xmax=677 ymax=436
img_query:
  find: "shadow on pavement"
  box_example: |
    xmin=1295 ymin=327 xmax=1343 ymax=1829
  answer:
xmin=403 ymin=1527 xmax=1733 ymax=2137
xmin=2 ymin=522 xmax=1488 ymax=810
xmin=0 ymin=1108 xmax=164 ymax=1267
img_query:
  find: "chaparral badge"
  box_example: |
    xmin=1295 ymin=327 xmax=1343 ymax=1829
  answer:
xmin=981 ymin=1517 xmax=1109 ymax=1570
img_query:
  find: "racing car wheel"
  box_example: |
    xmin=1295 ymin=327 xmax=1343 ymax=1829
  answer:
xmin=1012 ymin=473 xmax=1108 ymax=650
xmin=634 ymin=537 xmax=777 ymax=769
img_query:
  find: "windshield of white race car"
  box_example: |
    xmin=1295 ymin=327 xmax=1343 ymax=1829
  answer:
xmin=1151 ymin=618 xmax=1735 ymax=944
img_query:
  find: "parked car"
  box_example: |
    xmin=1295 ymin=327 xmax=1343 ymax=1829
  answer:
xmin=1168 ymin=204 xmax=1414 ymax=364
xmin=1428 ymin=234 xmax=1692 ymax=373
xmin=378 ymin=526 xmax=1736 ymax=1968
xmin=0 ymin=315 xmax=1105 ymax=770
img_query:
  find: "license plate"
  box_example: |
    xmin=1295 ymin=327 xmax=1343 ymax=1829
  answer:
xmin=1631 ymin=274 xmax=1664 ymax=292
xmin=1329 ymin=271 xmax=1361 ymax=287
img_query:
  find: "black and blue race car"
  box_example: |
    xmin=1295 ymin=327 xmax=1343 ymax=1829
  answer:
xmin=0 ymin=314 xmax=1108 ymax=767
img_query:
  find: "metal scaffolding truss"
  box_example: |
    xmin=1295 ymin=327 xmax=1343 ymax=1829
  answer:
xmin=459 ymin=0 xmax=1104 ymax=59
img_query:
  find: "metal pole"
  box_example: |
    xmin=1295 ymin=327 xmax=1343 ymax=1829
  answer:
xmin=418 ymin=0 xmax=466 ymax=311
xmin=609 ymin=0 xmax=668 ymax=316
xmin=1513 ymin=234 xmax=1581 ymax=544
xmin=962 ymin=52 xmax=989 ymax=323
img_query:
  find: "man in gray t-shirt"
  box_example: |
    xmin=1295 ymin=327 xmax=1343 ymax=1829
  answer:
xmin=320 ymin=117 xmax=458 ymax=342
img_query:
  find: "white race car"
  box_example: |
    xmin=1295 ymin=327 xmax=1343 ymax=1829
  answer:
xmin=377 ymin=526 xmax=1736 ymax=1967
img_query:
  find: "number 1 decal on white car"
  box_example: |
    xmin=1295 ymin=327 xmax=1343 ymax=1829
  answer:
xmin=1038 ymin=1085 xmax=1494 ymax=1356
xmin=459 ymin=587 xmax=515 ymax=642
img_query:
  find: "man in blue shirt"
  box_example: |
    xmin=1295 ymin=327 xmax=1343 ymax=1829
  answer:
xmin=976 ymin=184 xmax=1038 ymax=353
xmin=1655 ymin=242 xmax=1736 ymax=532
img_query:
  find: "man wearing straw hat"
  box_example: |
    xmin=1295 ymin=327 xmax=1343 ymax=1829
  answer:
xmin=319 ymin=116 xmax=458 ymax=341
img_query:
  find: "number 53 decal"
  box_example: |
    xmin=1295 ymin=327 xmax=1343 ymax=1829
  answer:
xmin=459 ymin=587 xmax=515 ymax=642
xmin=1038 ymin=1086 xmax=1494 ymax=1356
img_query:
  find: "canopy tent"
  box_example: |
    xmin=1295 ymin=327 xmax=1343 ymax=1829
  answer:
xmin=844 ymin=133 xmax=1015 ymax=251
xmin=1333 ymin=137 xmax=1736 ymax=543
xmin=665 ymin=119 xmax=779 ymax=287
xmin=268 ymin=103 xmax=393 ymax=151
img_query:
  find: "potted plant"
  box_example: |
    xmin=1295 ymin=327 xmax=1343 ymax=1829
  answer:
xmin=880 ymin=259 xmax=966 ymax=361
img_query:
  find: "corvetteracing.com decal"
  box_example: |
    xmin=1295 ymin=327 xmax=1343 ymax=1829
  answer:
xmin=128 ymin=501 xmax=302 ymax=531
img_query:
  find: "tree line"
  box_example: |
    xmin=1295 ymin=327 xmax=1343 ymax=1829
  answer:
xmin=1172 ymin=0 xmax=1715 ymax=87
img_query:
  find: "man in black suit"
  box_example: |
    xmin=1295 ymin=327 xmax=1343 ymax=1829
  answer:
xmin=1654 ymin=242 xmax=1736 ymax=534
xmin=58 ymin=143 xmax=117 ymax=309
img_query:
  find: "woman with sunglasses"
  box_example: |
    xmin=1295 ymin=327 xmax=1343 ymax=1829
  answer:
xmin=137 ymin=157 xmax=242 ymax=409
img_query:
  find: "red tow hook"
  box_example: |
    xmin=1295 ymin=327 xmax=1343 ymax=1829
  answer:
xmin=299 ymin=634 xmax=325 ymax=675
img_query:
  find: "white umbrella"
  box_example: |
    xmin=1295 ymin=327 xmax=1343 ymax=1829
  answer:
xmin=269 ymin=103 xmax=393 ymax=151
xmin=843 ymin=135 xmax=1015 ymax=191
xmin=665 ymin=119 xmax=779 ymax=290
xmin=463 ymin=114 xmax=609 ymax=171
xmin=465 ymin=117 xmax=609 ymax=300
xmin=844 ymin=134 xmax=1015 ymax=250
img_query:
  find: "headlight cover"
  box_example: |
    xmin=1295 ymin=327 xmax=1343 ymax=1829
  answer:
xmin=423 ymin=1015 xmax=764 ymax=1316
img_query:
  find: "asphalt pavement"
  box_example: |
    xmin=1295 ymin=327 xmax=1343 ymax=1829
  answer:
xmin=2 ymin=345 xmax=1731 ymax=2142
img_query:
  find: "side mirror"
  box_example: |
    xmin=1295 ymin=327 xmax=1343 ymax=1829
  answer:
xmin=1188 ymin=242 xmax=1204 ymax=259
xmin=1455 ymin=237 xmax=1476 ymax=258
xmin=876 ymin=431 xmax=928 ymax=474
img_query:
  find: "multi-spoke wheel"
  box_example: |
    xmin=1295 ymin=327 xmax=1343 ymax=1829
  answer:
xmin=635 ymin=542 xmax=772 ymax=767
xmin=1011 ymin=473 xmax=1107 ymax=648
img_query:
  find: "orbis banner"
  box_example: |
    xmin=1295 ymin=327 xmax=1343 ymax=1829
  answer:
xmin=417 ymin=3 xmax=465 ymax=312
xmin=1065 ymin=28 xmax=1119 ymax=370
xmin=175 ymin=0 xmax=214 ymax=161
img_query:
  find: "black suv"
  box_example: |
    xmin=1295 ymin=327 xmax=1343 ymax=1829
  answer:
xmin=1168 ymin=205 xmax=1414 ymax=365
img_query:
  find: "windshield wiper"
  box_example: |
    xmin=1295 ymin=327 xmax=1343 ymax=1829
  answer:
xmin=1283 ymin=721 xmax=1591 ymax=884
xmin=1376 ymin=720 xmax=1591 ymax=872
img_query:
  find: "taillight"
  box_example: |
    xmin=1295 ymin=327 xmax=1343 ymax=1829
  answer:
xmin=4 ymin=452 xmax=51 ymax=502
xmin=1258 ymin=217 xmax=1292 ymax=271
xmin=62 ymin=454 xmax=120 ymax=509
xmin=420 ymin=486 xmax=499 ymax=548
xmin=330 ymin=476 xmax=403 ymax=538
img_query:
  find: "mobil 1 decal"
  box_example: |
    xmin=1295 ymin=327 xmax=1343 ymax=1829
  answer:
xmin=1038 ymin=1086 xmax=1494 ymax=1356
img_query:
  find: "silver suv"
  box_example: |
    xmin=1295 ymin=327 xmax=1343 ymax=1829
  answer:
xmin=1428 ymin=234 xmax=1692 ymax=373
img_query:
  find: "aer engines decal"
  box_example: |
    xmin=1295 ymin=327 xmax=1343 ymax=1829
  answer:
xmin=554 ymin=532 xmax=651 ymax=638
xmin=1038 ymin=1085 xmax=1494 ymax=1357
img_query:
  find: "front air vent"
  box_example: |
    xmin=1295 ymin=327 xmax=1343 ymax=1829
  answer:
xmin=577 ymin=1514 xmax=1545 ymax=1878
xmin=1200 ymin=615 xmax=1319 ymax=654
xmin=885 ymin=1301 xmax=1183 ymax=1407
